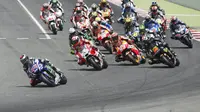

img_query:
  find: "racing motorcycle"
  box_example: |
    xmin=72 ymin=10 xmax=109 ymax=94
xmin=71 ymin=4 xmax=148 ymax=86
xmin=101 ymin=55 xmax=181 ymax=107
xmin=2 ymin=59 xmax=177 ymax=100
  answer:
xmin=116 ymin=40 xmax=146 ymax=65
xmin=97 ymin=29 xmax=113 ymax=54
xmin=147 ymin=23 xmax=164 ymax=39
xmin=81 ymin=44 xmax=108 ymax=70
xmin=53 ymin=8 xmax=64 ymax=31
xmin=154 ymin=16 xmax=167 ymax=32
xmin=124 ymin=12 xmax=137 ymax=23
xmin=144 ymin=31 xmax=180 ymax=68
xmin=30 ymin=59 xmax=67 ymax=87
xmin=76 ymin=18 xmax=93 ymax=39
xmin=101 ymin=7 xmax=113 ymax=25
xmin=173 ymin=25 xmax=193 ymax=48
xmin=46 ymin=12 xmax=57 ymax=34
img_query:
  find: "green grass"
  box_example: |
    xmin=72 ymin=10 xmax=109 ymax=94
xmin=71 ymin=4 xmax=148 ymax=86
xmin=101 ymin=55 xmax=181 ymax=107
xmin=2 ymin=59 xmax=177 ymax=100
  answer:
xmin=134 ymin=0 xmax=200 ymax=27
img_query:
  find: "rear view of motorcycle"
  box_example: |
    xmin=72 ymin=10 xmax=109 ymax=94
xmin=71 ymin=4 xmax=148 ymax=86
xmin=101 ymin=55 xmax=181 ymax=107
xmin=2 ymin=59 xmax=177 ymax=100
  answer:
xmin=46 ymin=12 xmax=58 ymax=34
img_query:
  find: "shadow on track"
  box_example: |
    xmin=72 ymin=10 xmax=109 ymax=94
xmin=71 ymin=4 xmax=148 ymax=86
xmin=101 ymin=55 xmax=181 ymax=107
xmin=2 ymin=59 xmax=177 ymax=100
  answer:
xmin=138 ymin=65 xmax=171 ymax=69
xmin=16 ymin=85 xmax=53 ymax=88
xmin=171 ymin=46 xmax=191 ymax=49
xmin=38 ymin=32 xmax=56 ymax=35
xmin=68 ymin=68 xmax=97 ymax=71
xmin=64 ymin=59 xmax=77 ymax=62
xmin=109 ymin=63 xmax=138 ymax=66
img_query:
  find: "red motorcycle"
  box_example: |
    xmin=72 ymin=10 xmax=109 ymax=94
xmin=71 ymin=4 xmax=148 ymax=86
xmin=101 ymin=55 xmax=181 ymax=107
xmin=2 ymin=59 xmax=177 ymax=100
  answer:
xmin=116 ymin=40 xmax=146 ymax=65
xmin=81 ymin=44 xmax=108 ymax=70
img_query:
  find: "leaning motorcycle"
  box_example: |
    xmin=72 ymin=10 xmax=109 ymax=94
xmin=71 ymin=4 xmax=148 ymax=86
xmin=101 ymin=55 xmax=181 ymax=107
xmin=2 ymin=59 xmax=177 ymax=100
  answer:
xmin=144 ymin=32 xmax=180 ymax=68
xmin=173 ymin=25 xmax=193 ymax=48
xmin=46 ymin=12 xmax=58 ymax=34
xmin=81 ymin=44 xmax=108 ymax=70
xmin=116 ymin=40 xmax=146 ymax=65
xmin=30 ymin=59 xmax=67 ymax=87
xmin=97 ymin=29 xmax=113 ymax=54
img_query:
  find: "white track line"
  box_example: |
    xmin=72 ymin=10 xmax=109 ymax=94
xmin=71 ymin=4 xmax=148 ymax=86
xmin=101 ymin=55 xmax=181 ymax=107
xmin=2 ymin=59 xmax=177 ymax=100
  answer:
xmin=17 ymin=38 xmax=29 ymax=40
xmin=17 ymin=0 xmax=51 ymax=39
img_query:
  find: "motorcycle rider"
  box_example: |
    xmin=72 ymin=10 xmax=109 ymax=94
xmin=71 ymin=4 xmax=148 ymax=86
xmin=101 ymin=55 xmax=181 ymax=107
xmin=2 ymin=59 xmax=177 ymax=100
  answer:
xmin=149 ymin=1 xmax=165 ymax=15
xmin=71 ymin=36 xmax=101 ymax=65
xmin=89 ymin=3 xmax=102 ymax=17
xmin=110 ymin=32 xmax=143 ymax=63
xmin=89 ymin=11 xmax=104 ymax=24
xmin=94 ymin=17 xmax=113 ymax=32
xmin=143 ymin=30 xmax=176 ymax=64
xmin=71 ymin=7 xmax=88 ymax=28
xmin=149 ymin=5 xmax=165 ymax=20
xmin=77 ymin=0 xmax=89 ymax=11
xmin=69 ymin=28 xmax=87 ymax=54
xmin=48 ymin=0 xmax=65 ymax=20
xmin=142 ymin=15 xmax=166 ymax=38
xmin=117 ymin=2 xmax=138 ymax=24
xmin=98 ymin=0 xmax=114 ymax=23
xmin=40 ymin=3 xmax=51 ymax=24
xmin=169 ymin=16 xmax=189 ymax=39
xmin=20 ymin=54 xmax=63 ymax=86
xmin=124 ymin=17 xmax=139 ymax=36
xmin=121 ymin=0 xmax=135 ymax=9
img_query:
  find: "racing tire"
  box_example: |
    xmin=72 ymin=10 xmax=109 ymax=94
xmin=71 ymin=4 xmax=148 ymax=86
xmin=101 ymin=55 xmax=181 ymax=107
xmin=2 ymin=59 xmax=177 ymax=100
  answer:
xmin=40 ymin=74 xmax=56 ymax=87
xmin=127 ymin=53 xmax=139 ymax=65
xmin=59 ymin=74 xmax=67 ymax=85
xmin=175 ymin=58 xmax=180 ymax=66
xmin=161 ymin=55 xmax=175 ymax=68
xmin=58 ymin=21 xmax=63 ymax=31
xmin=88 ymin=56 xmax=102 ymax=70
xmin=51 ymin=24 xmax=57 ymax=35
xmin=102 ymin=59 xmax=108 ymax=69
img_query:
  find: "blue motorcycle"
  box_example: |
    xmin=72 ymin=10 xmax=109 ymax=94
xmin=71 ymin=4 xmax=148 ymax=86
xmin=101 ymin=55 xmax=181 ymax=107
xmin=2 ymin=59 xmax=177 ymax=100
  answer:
xmin=30 ymin=59 xmax=67 ymax=87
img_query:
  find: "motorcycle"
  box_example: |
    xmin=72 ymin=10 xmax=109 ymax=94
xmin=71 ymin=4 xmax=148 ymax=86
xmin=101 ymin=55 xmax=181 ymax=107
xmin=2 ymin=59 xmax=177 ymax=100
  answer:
xmin=97 ymin=29 xmax=113 ymax=54
xmin=81 ymin=44 xmax=108 ymax=70
xmin=154 ymin=16 xmax=167 ymax=32
xmin=53 ymin=8 xmax=64 ymax=31
xmin=101 ymin=7 xmax=113 ymax=25
xmin=30 ymin=59 xmax=67 ymax=87
xmin=173 ymin=25 xmax=193 ymax=48
xmin=46 ymin=12 xmax=57 ymax=34
xmin=147 ymin=23 xmax=164 ymax=39
xmin=124 ymin=12 xmax=137 ymax=23
xmin=144 ymin=32 xmax=180 ymax=68
xmin=116 ymin=40 xmax=146 ymax=65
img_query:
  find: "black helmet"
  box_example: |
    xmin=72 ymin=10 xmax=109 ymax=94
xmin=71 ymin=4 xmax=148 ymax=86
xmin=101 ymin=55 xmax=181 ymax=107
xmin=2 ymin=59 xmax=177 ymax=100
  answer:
xmin=145 ymin=15 xmax=151 ymax=22
xmin=20 ymin=54 xmax=30 ymax=65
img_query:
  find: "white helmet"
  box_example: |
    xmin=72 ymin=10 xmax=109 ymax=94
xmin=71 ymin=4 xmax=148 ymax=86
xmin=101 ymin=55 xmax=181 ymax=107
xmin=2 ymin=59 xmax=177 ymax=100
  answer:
xmin=77 ymin=0 xmax=83 ymax=3
xmin=69 ymin=28 xmax=76 ymax=34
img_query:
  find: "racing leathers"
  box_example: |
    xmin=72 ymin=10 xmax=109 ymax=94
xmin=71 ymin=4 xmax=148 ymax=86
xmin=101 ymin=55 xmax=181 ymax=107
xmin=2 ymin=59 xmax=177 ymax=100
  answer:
xmin=99 ymin=2 xmax=114 ymax=21
xmin=40 ymin=6 xmax=51 ymax=24
xmin=71 ymin=11 xmax=88 ymax=28
xmin=23 ymin=58 xmax=62 ymax=86
xmin=121 ymin=0 xmax=135 ymax=9
xmin=48 ymin=0 xmax=64 ymax=16
xmin=71 ymin=38 xmax=98 ymax=65
xmin=117 ymin=4 xmax=137 ymax=24
xmin=169 ymin=19 xmax=187 ymax=39
xmin=149 ymin=3 xmax=165 ymax=15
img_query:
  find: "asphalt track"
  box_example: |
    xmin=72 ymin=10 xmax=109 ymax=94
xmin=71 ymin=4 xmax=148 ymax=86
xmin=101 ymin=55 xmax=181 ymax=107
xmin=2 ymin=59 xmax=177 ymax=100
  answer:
xmin=1 ymin=0 xmax=200 ymax=112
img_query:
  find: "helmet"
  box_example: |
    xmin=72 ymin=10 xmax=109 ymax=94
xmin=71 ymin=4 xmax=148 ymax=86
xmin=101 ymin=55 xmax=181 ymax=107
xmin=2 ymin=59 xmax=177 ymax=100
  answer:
xmin=125 ymin=17 xmax=132 ymax=24
xmin=69 ymin=28 xmax=76 ymax=34
xmin=171 ymin=16 xmax=177 ymax=23
xmin=95 ymin=17 xmax=101 ymax=23
xmin=77 ymin=0 xmax=83 ymax=4
xmin=52 ymin=0 xmax=58 ymax=3
xmin=20 ymin=54 xmax=30 ymax=65
xmin=111 ymin=32 xmax=119 ymax=42
xmin=101 ymin=0 xmax=107 ymax=3
xmin=92 ymin=21 xmax=99 ymax=29
xmin=145 ymin=15 xmax=151 ymax=22
xmin=152 ymin=1 xmax=157 ymax=6
xmin=76 ymin=7 xmax=82 ymax=14
xmin=43 ymin=3 xmax=49 ymax=9
xmin=125 ymin=2 xmax=131 ymax=8
xmin=151 ymin=6 xmax=158 ymax=12
xmin=71 ymin=36 xmax=80 ymax=45
xmin=75 ymin=3 xmax=81 ymax=7
xmin=91 ymin=11 xmax=98 ymax=18
xmin=91 ymin=3 xmax=98 ymax=11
